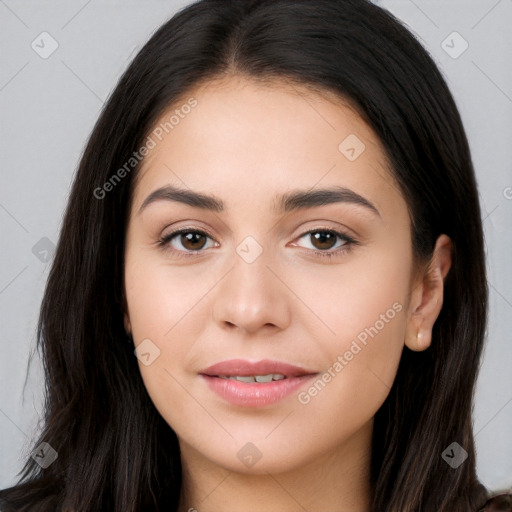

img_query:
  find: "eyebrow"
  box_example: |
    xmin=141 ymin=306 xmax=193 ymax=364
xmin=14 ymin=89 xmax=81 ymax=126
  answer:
xmin=137 ymin=184 xmax=380 ymax=217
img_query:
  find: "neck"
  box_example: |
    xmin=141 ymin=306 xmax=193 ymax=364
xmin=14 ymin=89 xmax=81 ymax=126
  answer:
xmin=177 ymin=420 xmax=373 ymax=512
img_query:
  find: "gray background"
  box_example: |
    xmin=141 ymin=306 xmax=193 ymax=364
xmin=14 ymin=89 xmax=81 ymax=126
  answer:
xmin=1 ymin=0 xmax=511 ymax=494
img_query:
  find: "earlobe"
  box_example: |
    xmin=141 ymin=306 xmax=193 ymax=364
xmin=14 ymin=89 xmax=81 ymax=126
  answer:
xmin=405 ymin=234 xmax=452 ymax=352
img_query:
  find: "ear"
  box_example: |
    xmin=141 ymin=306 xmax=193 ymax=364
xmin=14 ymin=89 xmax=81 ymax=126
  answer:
xmin=405 ymin=234 xmax=452 ymax=352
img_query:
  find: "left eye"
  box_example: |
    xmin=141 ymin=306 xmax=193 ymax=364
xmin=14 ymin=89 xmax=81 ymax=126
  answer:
xmin=293 ymin=229 xmax=354 ymax=252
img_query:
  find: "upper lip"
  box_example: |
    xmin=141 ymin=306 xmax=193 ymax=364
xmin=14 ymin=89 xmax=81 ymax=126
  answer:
xmin=200 ymin=359 xmax=317 ymax=378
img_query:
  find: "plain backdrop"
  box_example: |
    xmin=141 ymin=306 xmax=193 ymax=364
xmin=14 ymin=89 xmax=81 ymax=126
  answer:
xmin=1 ymin=0 xmax=511 ymax=495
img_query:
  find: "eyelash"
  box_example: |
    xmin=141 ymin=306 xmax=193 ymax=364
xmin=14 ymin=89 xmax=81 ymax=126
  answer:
xmin=157 ymin=227 xmax=358 ymax=260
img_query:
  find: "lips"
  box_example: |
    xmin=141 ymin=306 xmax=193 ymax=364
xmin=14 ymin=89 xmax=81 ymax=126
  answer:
xmin=200 ymin=359 xmax=318 ymax=407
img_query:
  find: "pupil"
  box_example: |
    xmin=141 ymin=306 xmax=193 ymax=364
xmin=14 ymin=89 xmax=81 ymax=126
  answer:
xmin=311 ymin=231 xmax=336 ymax=250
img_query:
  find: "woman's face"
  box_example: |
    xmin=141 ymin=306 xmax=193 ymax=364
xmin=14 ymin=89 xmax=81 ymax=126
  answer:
xmin=124 ymin=75 xmax=417 ymax=474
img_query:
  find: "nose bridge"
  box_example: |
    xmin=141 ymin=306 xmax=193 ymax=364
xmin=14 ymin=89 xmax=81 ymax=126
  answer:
xmin=211 ymin=241 xmax=291 ymax=333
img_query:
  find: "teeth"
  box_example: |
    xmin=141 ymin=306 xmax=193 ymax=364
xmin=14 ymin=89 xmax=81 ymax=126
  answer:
xmin=217 ymin=374 xmax=286 ymax=383
xmin=255 ymin=374 xmax=273 ymax=383
xmin=234 ymin=376 xmax=256 ymax=383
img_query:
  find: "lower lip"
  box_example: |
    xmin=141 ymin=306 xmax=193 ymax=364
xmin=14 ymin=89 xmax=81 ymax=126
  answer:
xmin=201 ymin=374 xmax=317 ymax=407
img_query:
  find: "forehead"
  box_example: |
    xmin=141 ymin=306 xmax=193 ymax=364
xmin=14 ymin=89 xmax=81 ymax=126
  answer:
xmin=132 ymin=74 xmax=406 ymax=223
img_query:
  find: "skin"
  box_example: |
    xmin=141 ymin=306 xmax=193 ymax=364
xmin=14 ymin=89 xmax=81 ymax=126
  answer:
xmin=123 ymin=75 xmax=452 ymax=512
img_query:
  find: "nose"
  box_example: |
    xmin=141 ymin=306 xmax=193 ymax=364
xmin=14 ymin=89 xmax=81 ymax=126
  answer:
xmin=212 ymin=248 xmax=292 ymax=336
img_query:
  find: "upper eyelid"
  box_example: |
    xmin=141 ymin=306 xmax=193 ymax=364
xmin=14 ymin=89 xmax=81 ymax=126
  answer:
xmin=161 ymin=219 xmax=357 ymax=238
xmin=162 ymin=226 xmax=218 ymax=243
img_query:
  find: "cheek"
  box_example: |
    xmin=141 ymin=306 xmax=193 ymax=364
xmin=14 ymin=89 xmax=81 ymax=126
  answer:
xmin=293 ymin=232 xmax=411 ymax=348
xmin=290 ymin=238 xmax=411 ymax=413
xmin=123 ymin=252 xmax=216 ymax=412
xmin=124 ymin=250 xmax=210 ymax=340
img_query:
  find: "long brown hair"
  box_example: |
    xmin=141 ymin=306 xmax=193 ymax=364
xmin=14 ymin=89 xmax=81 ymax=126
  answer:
xmin=0 ymin=0 xmax=492 ymax=510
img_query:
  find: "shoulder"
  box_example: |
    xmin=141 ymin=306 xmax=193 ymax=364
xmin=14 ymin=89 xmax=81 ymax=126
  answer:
xmin=477 ymin=493 xmax=512 ymax=511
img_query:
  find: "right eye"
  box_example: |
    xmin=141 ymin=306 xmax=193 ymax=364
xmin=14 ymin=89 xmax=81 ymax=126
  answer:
xmin=158 ymin=228 xmax=218 ymax=256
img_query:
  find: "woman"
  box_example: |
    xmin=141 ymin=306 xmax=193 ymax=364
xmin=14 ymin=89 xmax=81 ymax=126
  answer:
xmin=0 ymin=0 xmax=510 ymax=510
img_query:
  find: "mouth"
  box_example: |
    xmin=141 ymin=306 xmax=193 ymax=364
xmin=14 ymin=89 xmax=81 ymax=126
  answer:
xmin=200 ymin=359 xmax=318 ymax=407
